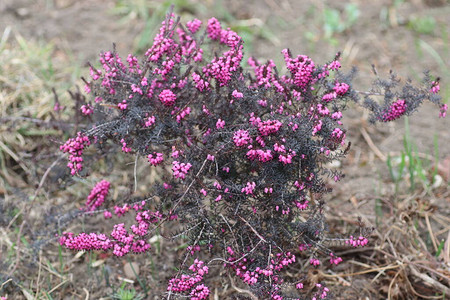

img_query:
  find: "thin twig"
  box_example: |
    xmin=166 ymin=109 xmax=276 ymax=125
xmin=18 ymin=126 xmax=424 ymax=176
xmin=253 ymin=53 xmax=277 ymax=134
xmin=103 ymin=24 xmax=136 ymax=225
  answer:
xmin=360 ymin=127 xmax=386 ymax=161
xmin=228 ymin=274 xmax=258 ymax=300
xmin=238 ymin=215 xmax=267 ymax=243
xmin=134 ymin=154 xmax=138 ymax=192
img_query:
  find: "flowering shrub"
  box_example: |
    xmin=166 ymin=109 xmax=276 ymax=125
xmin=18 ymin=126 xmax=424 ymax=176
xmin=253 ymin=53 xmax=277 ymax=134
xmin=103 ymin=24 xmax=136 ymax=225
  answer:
xmin=59 ymin=12 xmax=445 ymax=299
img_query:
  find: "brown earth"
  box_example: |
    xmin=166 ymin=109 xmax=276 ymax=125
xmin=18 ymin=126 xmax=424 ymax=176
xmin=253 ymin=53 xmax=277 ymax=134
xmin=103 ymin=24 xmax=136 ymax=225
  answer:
xmin=1 ymin=0 xmax=449 ymax=299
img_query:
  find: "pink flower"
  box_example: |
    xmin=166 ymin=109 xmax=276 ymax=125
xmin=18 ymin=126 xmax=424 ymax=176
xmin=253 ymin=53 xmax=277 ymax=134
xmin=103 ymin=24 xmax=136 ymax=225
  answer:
xmin=241 ymin=181 xmax=256 ymax=195
xmin=172 ymin=161 xmax=192 ymax=180
xmin=144 ymin=115 xmax=156 ymax=127
xmin=192 ymin=72 xmax=210 ymax=91
xmin=80 ymin=104 xmax=93 ymax=116
xmin=207 ymin=18 xmax=222 ymax=40
xmin=345 ymin=235 xmax=369 ymax=247
xmin=232 ymin=89 xmax=243 ymax=98
xmin=186 ymin=18 xmax=202 ymax=33
xmin=84 ymin=180 xmax=110 ymax=211
xmin=381 ymin=99 xmax=406 ymax=122
xmin=331 ymin=128 xmax=346 ymax=145
xmin=159 ymin=89 xmax=177 ymax=106
xmin=281 ymin=49 xmax=315 ymax=89
xmin=233 ymin=130 xmax=252 ymax=147
xmin=310 ymin=258 xmax=320 ymax=266
xmin=256 ymin=119 xmax=282 ymax=136
xmin=147 ymin=152 xmax=164 ymax=166
xmin=333 ymin=82 xmax=349 ymax=95
xmin=329 ymin=253 xmax=343 ymax=265
xmin=430 ymin=81 xmax=440 ymax=94
xmin=328 ymin=59 xmax=341 ymax=70
xmin=118 ymin=100 xmax=127 ymax=110
xmin=60 ymin=132 xmax=91 ymax=175
xmin=439 ymin=104 xmax=447 ymax=118
xmin=216 ymin=119 xmax=225 ymax=129
xmin=104 ymin=211 xmax=112 ymax=219
xmin=246 ymin=149 xmax=273 ymax=162
xmin=120 ymin=139 xmax=132 ymax=153
xmin=322 ymin=92 xmax=337 ymax=102
xmin=176 ymin=106 xmax=191 ymax=123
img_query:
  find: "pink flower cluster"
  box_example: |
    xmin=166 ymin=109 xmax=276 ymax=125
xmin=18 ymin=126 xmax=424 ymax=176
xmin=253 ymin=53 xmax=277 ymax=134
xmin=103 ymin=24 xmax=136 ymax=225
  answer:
xmin=329 ymin=253 xmax=343 ymax=265
xmin=172 ymin=161 xmax=192 ymax=179
xmin=126 ymin=54 xmax=141 ymax=74
xmin=192 ymin=72 xmax=209 ymax=91
xmin=60 ymin=203 xmax=167 ymax=256
xmin=60 ymin=132 xmax=90 ymax=175
xmin=430 ymin=80 xmax=440 ymax=94
xmin=310 ymin=258 xmax=320 ymax=266
xmin=216 ymin=118 xmax=225 ymax=129
xmin=258 ymin=119 xmax=283 ymax=136
xmin=295 ymin=200 xmax=309 ymax=210
xmin=331 ymin=111 xmax=343 ymax=120
xmin=202 ymin=47 xmax=243 ymax=86
xmin=202 ymin=18 xmax=243 ymax=86
xmin=189 ymin=284 xmax=210 ymax=300
xmin=328 ymin=59 xmax=341 ymax=70
xmin=117 ymin=100 xmax=127 ymax=110
xmin=227 ymin=250 xmax=296 ymax=286
xmin=279 ymin=150 xmax=296 ymax=165
xmin=248 ymin=58 xmax=279 ymax=89
xmin=206 ymin=18 xmax=221 ymax=40
xmin=120 ymin=139 xmax=132 ymax=153
xmin=89 ymin=66 xmax=101 ymax=81
xmin=312 ymin=120 xmax=323 ymax=135
xmin=249 ymin=114 xmax=283 ymax=136
xmin=147 ymin=152 xmax=164 ymax=166
xmin=232 ymin=89 xmax=243 ymax=99
xmin=312 ymin=283 xmax=330 ymax=300
xmin=233 ymin=129 xmax=252 ymax=147
xmin=84 ymin=180 xmax=110 ymax=212
xmin=97 ymin=51 xmax=125 ymax=95
xmin=282 ymin=49 xmax=315 ymax=89
xmin=145 ymin=15 xmax=177 ymax=62
xmin=322 ymin=92 xmax=337 ymax=102
xmin=176 ymin=106 xmax=191 ymax=123
xmin=144 ymin=115 xmax=156 ymax=127
xmin=439 ymin=104 xmax=448 ymax=118
xmin=317 ymin=104 xmax=330 ymax=116
xmin=345 ymin=235 xmax=369 ymax=247
xmin=331 ymin=127 xmax=346 ymax=145
xmin=246 ymin=148 xmax=273 ymax=162
xmin=167 ymin=259 xmax=209 ymax=299
xmin=59 ymin=232 xmax=113 ymax=252
xmin=381 ymin=99 xmax=406 ymax=122
xmin=333 ymin=82 xmax=349 ymax=95
xmin=186 ymin=18 xmax=202 ymax=33
xmin=241 ymin=181 xmax=256 ymax=195
xmin=81 ymin=104 xmax=93 ymax=116
xmin=159 ymin=89 xmax=177 ymax=106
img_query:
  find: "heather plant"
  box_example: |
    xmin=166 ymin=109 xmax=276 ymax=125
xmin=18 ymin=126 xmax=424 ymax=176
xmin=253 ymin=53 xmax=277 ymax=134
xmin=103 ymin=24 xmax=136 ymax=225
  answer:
xmin=58 ymin=11 xmax=446 ymax=299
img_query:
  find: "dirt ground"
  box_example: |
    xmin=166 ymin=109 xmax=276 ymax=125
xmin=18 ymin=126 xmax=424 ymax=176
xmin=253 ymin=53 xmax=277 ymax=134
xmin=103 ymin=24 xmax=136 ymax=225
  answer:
xmin=1 ymin=0 xmax=449 ymax=299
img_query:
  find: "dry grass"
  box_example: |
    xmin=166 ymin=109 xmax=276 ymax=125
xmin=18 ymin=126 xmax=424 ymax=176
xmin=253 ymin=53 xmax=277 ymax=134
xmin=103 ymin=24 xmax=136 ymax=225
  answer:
xmin=0 ymin=26 xmax=80 ymax=190
xmin=1 ymin=0 xmax=449 ymax=299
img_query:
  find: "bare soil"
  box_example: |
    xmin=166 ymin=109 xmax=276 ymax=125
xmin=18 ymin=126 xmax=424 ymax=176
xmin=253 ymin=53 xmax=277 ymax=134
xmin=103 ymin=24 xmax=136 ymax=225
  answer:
xmin=1 ymin=0 xmax=449 ymax=299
